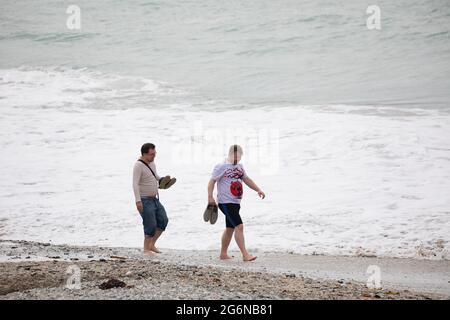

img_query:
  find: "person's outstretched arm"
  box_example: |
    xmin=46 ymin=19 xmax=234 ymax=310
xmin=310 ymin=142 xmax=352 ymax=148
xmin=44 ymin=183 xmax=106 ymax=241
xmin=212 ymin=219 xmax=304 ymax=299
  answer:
xmin=207 ymin=178 xmax=217 ymax=205
xmin=243 ymin=176 xmax=265 ymax=199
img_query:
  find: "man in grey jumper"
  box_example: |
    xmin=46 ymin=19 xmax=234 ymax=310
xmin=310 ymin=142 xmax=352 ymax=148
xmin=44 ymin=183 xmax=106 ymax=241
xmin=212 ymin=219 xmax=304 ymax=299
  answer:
xmin=133 ymin=143 xmax=175 ymax=256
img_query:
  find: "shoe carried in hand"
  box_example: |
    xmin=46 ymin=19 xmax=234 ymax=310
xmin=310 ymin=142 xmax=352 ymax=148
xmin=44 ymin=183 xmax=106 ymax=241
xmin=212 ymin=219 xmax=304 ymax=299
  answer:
xmin=159 ymin=175 xmax=177 ymax=189
xmin=203 ymin=204 xmax=218 ymax=224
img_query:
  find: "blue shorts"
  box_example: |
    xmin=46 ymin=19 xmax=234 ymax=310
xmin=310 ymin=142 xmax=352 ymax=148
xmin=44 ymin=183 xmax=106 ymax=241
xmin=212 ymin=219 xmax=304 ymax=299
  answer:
xmin=218 ymin=203 xmax=243 ymax=228
xmin=140 ymin=197 xmax=169 ymax=237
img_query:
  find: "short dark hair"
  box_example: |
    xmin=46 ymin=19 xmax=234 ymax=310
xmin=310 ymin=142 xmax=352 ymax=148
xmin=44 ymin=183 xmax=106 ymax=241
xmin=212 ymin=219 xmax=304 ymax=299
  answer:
xmin=141 ymin=143 xmax=155 ymax=155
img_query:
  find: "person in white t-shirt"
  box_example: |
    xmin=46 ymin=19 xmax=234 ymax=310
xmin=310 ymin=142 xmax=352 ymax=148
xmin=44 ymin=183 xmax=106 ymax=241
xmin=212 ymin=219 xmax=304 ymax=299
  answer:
xmin=207 ymin=145 xmax=265 ymax=261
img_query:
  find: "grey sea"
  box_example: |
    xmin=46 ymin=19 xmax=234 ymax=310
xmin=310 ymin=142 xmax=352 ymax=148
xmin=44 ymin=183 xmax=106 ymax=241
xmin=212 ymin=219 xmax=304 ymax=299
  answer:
xmin=0 ymin=0 xmax=449 ymax=259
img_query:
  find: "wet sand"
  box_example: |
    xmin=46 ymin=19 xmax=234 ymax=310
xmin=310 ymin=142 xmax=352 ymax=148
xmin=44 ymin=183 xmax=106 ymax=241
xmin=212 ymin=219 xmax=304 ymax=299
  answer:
xmin=0 ymin=240 xmax=448 ymax=300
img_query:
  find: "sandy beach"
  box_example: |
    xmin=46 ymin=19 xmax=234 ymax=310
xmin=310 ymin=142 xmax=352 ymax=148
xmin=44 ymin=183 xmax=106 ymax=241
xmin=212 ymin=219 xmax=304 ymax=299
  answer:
xmin=1 ymin=0 xmax=449 ymax=305
xmin=0 ymin=240 xmax=448 ymax=300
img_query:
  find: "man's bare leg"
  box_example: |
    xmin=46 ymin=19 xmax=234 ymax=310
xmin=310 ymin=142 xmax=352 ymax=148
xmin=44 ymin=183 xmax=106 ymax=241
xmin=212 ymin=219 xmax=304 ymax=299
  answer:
xmin=220 ymin=227 xmax=234 ymax=259
xmin=234 ymin=224 xmax=256 ymax=261
xmin=143 ymin=236 xmax=155 ymax=256
xmin=150 ymin=229 xmax=163 ymax=253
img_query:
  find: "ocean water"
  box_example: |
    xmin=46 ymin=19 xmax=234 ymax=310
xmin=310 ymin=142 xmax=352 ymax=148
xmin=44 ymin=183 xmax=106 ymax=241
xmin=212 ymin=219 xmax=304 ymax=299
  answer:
xmin=0 ymin=0 xmax=449 ymax=259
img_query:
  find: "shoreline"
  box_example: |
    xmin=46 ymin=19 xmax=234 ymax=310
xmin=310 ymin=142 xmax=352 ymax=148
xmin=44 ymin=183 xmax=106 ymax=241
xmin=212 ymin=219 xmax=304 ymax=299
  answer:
xmin=0 ymin=239 xmax=449 ymax=300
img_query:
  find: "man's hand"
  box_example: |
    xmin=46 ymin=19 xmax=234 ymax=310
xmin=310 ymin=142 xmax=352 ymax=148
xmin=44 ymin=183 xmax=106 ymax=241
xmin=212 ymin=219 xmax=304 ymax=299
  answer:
xmin=208 ymin=195 xmax=217 ymax=206
xmin=243 ymin=177 xmax=265 ymax=199
xmin=257 ymin=190 xmax=266 ymax=199
xmin=136 ymin=201 xmax=143 ymax=213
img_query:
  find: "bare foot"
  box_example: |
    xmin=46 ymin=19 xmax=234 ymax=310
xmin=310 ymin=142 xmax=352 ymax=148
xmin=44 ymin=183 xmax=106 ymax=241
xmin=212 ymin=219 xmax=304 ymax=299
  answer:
xmin=243 ymin=255 xmax=257 ymax=262
xmin=151 ymin=246 xmax=161 ymax=253
xmin=143 ymin=250 xmax=156 ymax=257
xmin=220 ymin=254 xmax=234 ymax=260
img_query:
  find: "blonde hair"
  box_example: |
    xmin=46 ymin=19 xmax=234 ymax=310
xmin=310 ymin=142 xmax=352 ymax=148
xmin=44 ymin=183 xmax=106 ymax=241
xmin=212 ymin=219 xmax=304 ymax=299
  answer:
xmin=228 ymin=144 xmax=243 ymax=156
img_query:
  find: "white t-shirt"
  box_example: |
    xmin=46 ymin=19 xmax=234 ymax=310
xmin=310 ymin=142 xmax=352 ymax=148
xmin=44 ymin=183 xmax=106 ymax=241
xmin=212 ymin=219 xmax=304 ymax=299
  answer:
xmin=211 ymin=160 xmax=248 ymax=204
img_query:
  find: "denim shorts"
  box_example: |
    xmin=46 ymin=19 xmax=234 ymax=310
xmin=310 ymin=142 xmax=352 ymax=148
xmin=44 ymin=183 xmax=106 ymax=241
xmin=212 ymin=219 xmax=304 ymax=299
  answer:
xmin=140 ymin=197 xmax=169 ymax=236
